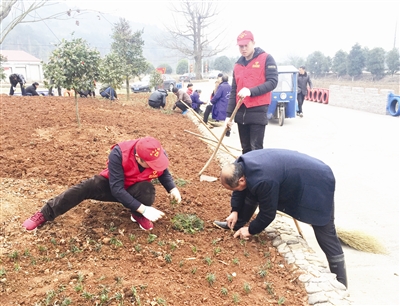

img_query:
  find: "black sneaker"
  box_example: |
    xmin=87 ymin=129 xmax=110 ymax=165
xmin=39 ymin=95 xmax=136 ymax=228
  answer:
xmin=213 ymin=220 xmax=230 ymax=230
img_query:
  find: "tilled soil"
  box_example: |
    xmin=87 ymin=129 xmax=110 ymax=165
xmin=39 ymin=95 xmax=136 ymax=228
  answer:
xmin=0 ymin=94 xmax=308 ymax=305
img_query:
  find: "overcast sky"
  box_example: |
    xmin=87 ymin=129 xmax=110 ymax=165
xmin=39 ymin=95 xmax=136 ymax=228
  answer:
xmin=67 ymin=0 xmax=399 ymax=62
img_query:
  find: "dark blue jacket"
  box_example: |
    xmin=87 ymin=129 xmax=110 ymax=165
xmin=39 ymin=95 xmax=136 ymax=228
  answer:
xmin=231 ymin=149 xmax=335 ymax=235
xmin=211 ymin=81 xmax=231 ymax=121
xmin=190 ymin=91 xmax=204 ymax=110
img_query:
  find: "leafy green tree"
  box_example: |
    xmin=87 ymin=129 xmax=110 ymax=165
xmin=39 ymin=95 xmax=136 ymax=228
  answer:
xmin=331 ymin=50 xmax=348 ymax=77
xmin=43 ymin=37 xmax=101 ymax=127
xmin=213 ymin=56 xmax=233 ymax=73
xmin=111 ymin=18 xmax=148 ymax=101
xmin=145 ymin=62 xmax=155 ymax=74
xmin=347 ymin=43 xmax=365 ymax=80
xmin=176 ymin=59 xmax=189 ymax=75
xmin=306 ymin=51 xmax=330 ymax=77
xmin=284 ymin=55 xmax=305 ymax=68
xmin=0 ymin=54 xmax=7 ymax=80
xmin=150 ymin=70 xmax=164 ymax=90
xmin=98 ymin=52 xmax=125 ymax=90
xmin=158 ymin=63 xmax=173 ymax=74
xmin=386 ymin=47 xmax=400 ymax=76
xmin=366 ymin=47 xmax=386 ymax=80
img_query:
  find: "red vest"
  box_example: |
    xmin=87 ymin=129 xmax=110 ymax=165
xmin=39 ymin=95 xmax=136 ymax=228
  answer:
xmin=234 ymin=52 xmax=271 ymax=107
xmin=100 ymin=140 xmax=164 ymax=189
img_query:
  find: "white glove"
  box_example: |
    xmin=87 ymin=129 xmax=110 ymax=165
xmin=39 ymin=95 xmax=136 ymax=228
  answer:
xmin=238 ymin=87 xmax=251 ymax=98
xmin=225 ymin=117 xmax=233 ymax=128
xmin=169 ymin=187 xmax=182 ymax=203
xmin=142 ymin=206 xmax=165 ymax=222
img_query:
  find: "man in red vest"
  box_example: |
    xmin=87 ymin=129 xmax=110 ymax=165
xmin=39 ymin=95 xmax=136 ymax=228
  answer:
xmin=226 ymin=30 xmax=278 ymax=154
xmin=22 ymin=137 xmax=182 ymax=231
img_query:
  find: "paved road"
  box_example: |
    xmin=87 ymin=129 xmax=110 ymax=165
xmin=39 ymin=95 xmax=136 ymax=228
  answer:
xmin=192 ymin=80 xmax=400 ymax=305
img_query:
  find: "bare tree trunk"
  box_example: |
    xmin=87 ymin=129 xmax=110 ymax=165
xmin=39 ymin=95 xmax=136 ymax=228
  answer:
xmin=74 ymin=92 xmax=81 ymax=128
xmin=125 ymin=77 xmax=130 ymax=102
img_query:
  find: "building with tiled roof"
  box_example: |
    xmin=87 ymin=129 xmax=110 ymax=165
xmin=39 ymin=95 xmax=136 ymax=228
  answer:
xmin=1 ymin=50 xmax=44 ymax=82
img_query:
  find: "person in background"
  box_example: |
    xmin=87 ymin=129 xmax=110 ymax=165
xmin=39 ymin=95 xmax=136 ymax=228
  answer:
xmin=190 ymin=89 xmax=207 ymax=114
xmin=172 ymin=87 xmax=192 ymax=115
xmin=22 ymin=136 xmax=182 ymax=232
xmin=9 ymin=73 xmax=26 ymax=96
xmin=214 ymin=149 xmax=347 ymax=288
xmin=100 ymin=86 xmax=118 ymax=101
xmin=297 ymin=65 xmax=313 ymax=117
xmin=186 ymin=83 xmax=194 ymax=95
xmin=25 ymin=82 xmax=45 ymax=96
xmin=226 ymin=30 xmax=278 ymax=154
xmin=211 ymin=73 xmax=223 ymax=99
xmin=148 ymin=88 xmax=168 ymax=109
xmin=203 ymin=75 xmax=232 ymax=130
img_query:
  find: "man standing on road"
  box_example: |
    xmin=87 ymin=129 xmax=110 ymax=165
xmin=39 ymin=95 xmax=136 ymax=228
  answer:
xmin=226 ymin=30 xmax=278 ymax=154
xmin=214 ymin=149 xmax=347 ymax=288
xmin=297 ymin=65 xmax=313 ymax=117
xmin=22 ymin=136 xmax=182 ymax=232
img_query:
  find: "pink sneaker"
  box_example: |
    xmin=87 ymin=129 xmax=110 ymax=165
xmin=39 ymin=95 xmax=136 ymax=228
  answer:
xmin=22 ymin=211 xmax=46 ymax=231
xmin=131 ymin=214 xmax=153 ymax=230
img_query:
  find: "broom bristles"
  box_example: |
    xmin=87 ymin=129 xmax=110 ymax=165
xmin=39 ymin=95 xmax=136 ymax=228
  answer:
xmin=337 ymin=228 xmax=388 ymax=254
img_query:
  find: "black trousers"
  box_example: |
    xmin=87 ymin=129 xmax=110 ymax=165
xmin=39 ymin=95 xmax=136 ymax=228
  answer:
xmin=297 ymin=92 xmax=306 ymax=113
xmin=235 ymin=192 xmax=344 ymax=258
xmin=203 ymin=104 xmax=213 ymax=123
xmin=237 ymin=123 xmax=266 ymax=154
xmin=41 ymin=175 xmax=155 ymax=221
xmin=174 ymin=101 xmax=190 ymax=112
xmin=10 ymin=83 xmax=25 ymax=96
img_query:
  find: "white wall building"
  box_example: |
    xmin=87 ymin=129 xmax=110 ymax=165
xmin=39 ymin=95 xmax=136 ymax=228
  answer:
xmin=1 ymin=50 xmax=44 ymax=82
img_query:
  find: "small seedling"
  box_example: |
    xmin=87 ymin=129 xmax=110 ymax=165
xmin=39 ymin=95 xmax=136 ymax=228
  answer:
xmin=191 ymin=267 xmax=197 ymax=274
xmin=0 ymin=268 xmax=6 ymax=276
xmin=243 ymin=250 xmax=249 ymax=257
xmin=134 ymin=244 xmax=142 ymax=252
xmin=82 ymin=291 xmax=94 ymax=300
xmin=258 ymin=268 xmax=267 ymax=278
xmin=156 ymin=297 xmax=167 ymax=305
xmin=164 ymin=253 xmax=172 ymax=263
xmin=206 ymin=273 xmax=216 ymax=286
xmin=213 ymin=247 xmax=221 ymax=255
xmin=174 ymin=178 xmax=188 ymax=187
xmin=45 ymin=290 xmax=56 ymax=305
xmin=227 ymin=273 xmax=233 ymax=282
xmin=204 ymin=257 xmax=212 ymax=266
xmin=278 ymin=296 xmax=286 ymax=305
xmin=109 ymin=225 xmax=117 ymax=232
xmin=60 ymin=297 xmax=72 ymax=306
xmin=23 ymin=249 xmax=30 ymax=256
xmin=179 ymin=260 xmax=184 ymax=268
xmin=264 ymin=282 xmax=274 ymax=295
xmin=131 ymin=286 xmax=141 ymax=305
xmin=157 ymin=240 xmax=165 ymax=246
xmin=74 ymin=283 xmax=83 ymax=292
xmin=50 ymin=238 xmax=57 ymax=245
xmin=171 ymin=213 xmax=204 ymax=234
xmin=70 ymin=245 xmax=81 ymax=253
xmin=221 ymin=287 xmax=228 ymax=295
xmin=232 ymin=258 xmax=239 ymax=265
xmin=110 ymin=237 xmax=123 ymax=247
xmin=147 ymin=233 xmax=157 ymax=243
xmin=191 ymin=246 xmax=197 ymax=254
xmin=8 ymin=250 xmax=19 ymax=260
xmin=115 ymin=276 xmax=123 ymax=284
xmin=129 ymin=234 xmax=136 ymax=241
xmin=170 ymin=242 xmax=178 ymax=251
xmin=243 ymin=282 xmax=251 ymax=294
xmin=232 ymin=293 xmax=240 ymax=304
xmin=14 ymin=263 xmax=20 ymax=271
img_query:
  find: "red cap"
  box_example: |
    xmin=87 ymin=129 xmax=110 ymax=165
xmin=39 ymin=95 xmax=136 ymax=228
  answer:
xmin=136 ymin=137 xmax=169 ymax=171
xmin=237 ymin=30 xmax=254 ymax=45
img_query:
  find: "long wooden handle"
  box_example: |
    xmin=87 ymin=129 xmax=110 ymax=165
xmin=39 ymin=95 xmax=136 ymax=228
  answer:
xmin=198 ymin=97 xmax=244 ymax=177
xmin=179 ymin=100 xmax=234 ymax=155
